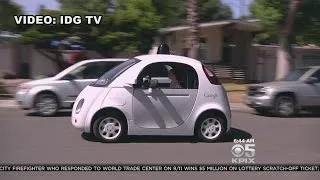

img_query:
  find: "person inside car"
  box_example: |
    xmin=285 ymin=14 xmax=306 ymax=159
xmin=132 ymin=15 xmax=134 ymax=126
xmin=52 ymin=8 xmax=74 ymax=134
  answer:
xmin=168 ymin=68 xmax=182 ymax=89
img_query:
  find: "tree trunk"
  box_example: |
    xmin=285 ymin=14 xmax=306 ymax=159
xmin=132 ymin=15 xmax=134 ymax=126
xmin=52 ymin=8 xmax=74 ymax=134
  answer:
xmin=186 ymin=0 xmax=199 ymax=59
xmin=276 ymin=34 xmax=294 ymax=80
xmin=275 ymin=0 xmax=302 ymax=80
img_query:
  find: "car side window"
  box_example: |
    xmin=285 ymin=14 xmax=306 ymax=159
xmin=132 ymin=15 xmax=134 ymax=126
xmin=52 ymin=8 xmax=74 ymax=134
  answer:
xmin=311 ymin=69 xmax=320 ymax=82
xmin=67 ymin=61 xmax=121 ymax=80
xmin=136 ymin=62 xmax=198 ymax=89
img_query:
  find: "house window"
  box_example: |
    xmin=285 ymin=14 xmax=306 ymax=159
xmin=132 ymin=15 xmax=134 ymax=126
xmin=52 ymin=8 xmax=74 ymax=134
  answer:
xmin=181 ymin=37 xmax=208 ymax=62
xmin=198 ymin=37 xmax=208 ymax=62
xmin=181 ymin=39 xmax=188 ymax=57
xmin=222 ymin=35 xmax=234 ymax=63
xmin=171 ymin=33 xmax=176 ymax=45
xmin=182 ymin=48 xmax=189 ymax=57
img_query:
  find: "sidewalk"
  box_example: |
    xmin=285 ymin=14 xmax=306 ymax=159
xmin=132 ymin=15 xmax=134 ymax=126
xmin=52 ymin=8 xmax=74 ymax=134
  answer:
xmin=0 ymin=99 xmax=252 ymax=113
xmin=0 ymin=99 xmax=19 ymax=109
xmin=229 ymin=103 xmax=252 ymax=112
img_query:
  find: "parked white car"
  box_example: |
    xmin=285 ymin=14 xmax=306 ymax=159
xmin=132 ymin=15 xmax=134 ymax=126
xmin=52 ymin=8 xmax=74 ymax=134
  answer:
xmin=15 ymin=59 xmax=126 ymax=116
xmin=71 ymin=54 xmax=231 ymax=142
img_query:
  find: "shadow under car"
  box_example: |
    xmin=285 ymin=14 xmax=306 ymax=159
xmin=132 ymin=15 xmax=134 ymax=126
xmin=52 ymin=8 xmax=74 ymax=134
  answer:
xmin=26 ymin=110 xmax=72 ymax=117
xmin=81 ymin=127 xmax=252 ymax=143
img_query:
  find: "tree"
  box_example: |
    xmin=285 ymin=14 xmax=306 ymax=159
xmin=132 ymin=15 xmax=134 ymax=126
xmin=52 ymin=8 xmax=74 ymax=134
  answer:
xmin=252 ymin=0 xmax=320 ymax=80
xmin=58 ymin=0 xmax=112 ymax=14
xmin=185 ymin=0 xmax=231 ymax=59
xmin=186 ymin=0 xmax=200 ymax=59
xmin=152 ymin=0 xmax=232 ymax=27
xmin=100 ymin=0 xmax=161 ymax=56
xmin=0 ymin=0 xmax=23 ymax=32
xmin=19 ymin=0 xmax=160 ymax=71
xmin=19 ymin=7 xmax=79 ymax=71
xmin=198 ymin=0 xmax=232 ymax=22
xmin=151 ymin=0 xmax=186 ymax=27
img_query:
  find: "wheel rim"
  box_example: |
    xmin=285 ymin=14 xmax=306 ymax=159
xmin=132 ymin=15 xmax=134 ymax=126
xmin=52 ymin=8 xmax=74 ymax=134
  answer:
xmin=277 ymin=98 xmax=294 ymax=115
xmin=98 ymin=117 xmax=122 ymax=140
xmin=36 ymin=97 xmax=58 ymax=115
xmin=200 ymin=118 xmax=222 ymax=140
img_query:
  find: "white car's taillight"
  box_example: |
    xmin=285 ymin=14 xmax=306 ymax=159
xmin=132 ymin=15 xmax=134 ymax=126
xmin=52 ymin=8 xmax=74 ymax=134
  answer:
xmin=202 ymin=65 xmax=221 ymax=85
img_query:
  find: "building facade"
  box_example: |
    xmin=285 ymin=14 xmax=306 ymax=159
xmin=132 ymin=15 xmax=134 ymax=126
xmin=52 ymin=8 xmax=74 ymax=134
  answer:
xmin=152 ymin=19 xmax=261 ymax=82
xmin=153 ymin=19 xmax=320 ymax=83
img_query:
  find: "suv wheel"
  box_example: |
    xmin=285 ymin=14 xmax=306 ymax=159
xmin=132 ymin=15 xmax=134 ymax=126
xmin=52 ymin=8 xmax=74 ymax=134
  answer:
xmin=93 ymin=113 xmax=127 ymax=143
xmin=35 ymin=93 xmax=59 ymax=116
xmin=195 ymin=114 xmax=227 ymax=142
xmin=274 ymin=95 xmax=296 ymax=117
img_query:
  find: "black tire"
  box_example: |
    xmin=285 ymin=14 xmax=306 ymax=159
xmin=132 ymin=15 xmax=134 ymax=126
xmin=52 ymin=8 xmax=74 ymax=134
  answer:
xmin=274 ymin=95 xmax=297 ymax=117
xmin=34 ymin=93 xmax=59 ymax=117
xmin=93 ymin=113 xmax=127 ymax=143
xmin=255 ymin=108 xmax=269 ymax=116
xmin=195 ymin=114 xmax=227 ymax=142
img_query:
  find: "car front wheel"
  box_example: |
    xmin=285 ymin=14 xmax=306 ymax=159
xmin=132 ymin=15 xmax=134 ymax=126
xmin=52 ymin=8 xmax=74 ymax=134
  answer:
xmin=195 ymin=114 xmax=227 ymax=142
xmin=274 ymin=95 xmax=297 ymax=117
xmin=93 ymin=114 xmax=127 ymax=143
xmin=35 ymin=93 xmax=59 ymax=116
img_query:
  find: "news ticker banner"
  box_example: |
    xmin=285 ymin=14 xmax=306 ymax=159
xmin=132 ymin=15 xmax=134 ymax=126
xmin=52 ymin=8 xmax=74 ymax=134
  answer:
xmin=0 ymin=164 xmax=319 ymax=172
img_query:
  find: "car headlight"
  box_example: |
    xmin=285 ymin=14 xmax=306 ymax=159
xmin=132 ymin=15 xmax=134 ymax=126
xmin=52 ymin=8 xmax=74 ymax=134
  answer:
xmin=18 ymin=84 xmax=31 ymax=92
xmin=258 ymin=87 xmax=271 ymax=94
xmin=75 ymin=99 xmax=84 ymax=114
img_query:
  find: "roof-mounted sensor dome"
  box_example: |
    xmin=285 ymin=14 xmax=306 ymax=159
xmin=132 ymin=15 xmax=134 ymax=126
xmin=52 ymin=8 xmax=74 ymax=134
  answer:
xmin=157 ymin=44 xmax=170 ymax=54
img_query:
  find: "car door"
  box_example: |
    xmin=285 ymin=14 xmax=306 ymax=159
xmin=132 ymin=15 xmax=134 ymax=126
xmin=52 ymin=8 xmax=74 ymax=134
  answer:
xmin=132 ymin=62 xmax=199 ymax=129
xmin=309 ymin=69 xmax=320 ymax=105
xmin=299 ymin=68 xmax=320 ymax=106
xmin=59 ymin=61 xmax=122 ymax=104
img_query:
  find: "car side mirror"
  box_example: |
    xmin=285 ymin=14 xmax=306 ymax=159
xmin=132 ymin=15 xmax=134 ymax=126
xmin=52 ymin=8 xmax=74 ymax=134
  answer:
xmin=142 ymin=76 xmax=151 ymax=88
xmin=63 ymin=74 xmax=76 ymax=81
xmin=304 ymin=77 xmax=318 ymax=84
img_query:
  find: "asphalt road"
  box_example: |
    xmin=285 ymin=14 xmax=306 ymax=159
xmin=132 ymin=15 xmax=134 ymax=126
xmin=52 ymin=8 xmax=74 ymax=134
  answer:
xmin=0 ymin=109 xmax=319 ymax=180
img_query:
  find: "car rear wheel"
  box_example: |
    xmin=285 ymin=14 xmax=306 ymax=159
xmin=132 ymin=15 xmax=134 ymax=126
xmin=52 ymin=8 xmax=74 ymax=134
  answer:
xmin=195 ymin=114 xmax=227 ymax=142
xmin=93 ymin=114 xmax=127 ymax=143
xmin=35 ymin=93 xmax=59 ymax=116
xmin=274 ymin=95 xmax=296 ymax=117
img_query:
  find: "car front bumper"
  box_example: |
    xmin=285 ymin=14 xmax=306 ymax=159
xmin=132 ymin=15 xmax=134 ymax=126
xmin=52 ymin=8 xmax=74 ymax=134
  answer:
xmin=15 ymin=90 xmax=33 ymax=109
xmin=244 ymin=95 xmax=274 ymax=109
xmin=71 ymin=116 xmax=86 ymax=131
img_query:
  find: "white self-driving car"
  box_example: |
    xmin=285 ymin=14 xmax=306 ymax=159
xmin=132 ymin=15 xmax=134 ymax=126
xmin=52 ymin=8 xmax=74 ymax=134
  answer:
xmin=71 ymin=54 xmax=231 ymax=142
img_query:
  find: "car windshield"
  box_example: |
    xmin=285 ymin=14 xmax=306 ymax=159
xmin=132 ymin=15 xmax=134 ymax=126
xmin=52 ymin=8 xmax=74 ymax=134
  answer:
xmin=91 ymin=58 xmax=141 ymax=87
xmin=282 ymin=68 xmax=310 ymax=81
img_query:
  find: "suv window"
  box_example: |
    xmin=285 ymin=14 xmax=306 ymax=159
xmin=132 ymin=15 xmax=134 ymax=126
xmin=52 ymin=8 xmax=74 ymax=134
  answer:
xmin=92 ymin=58 xmax=141 ymax=87
xmin=283 ymin=68 xmax=310 ymax=81
xmin=67 ymin=61 xmax=122 ymax=79
xmin=311 ymin=69 xmax=320 ymax=82
xmin=137 ymin=62 xmax=199 ymax=89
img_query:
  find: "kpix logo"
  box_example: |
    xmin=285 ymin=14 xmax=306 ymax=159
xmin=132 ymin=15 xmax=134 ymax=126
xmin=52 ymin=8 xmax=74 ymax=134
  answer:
xmin=231 ymin=139 xmax=255 ymax=164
